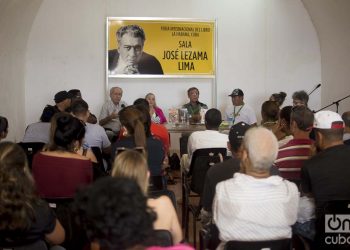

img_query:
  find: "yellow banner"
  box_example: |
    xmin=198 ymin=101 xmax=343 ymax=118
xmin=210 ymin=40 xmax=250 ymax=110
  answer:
xmin=107 ymin=18 xmax=215 ymax=76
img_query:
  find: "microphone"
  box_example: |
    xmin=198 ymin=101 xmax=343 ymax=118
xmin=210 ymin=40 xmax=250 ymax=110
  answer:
xmin=308 ymin=83 xmax=321 ymax=96
xmin=121 ymin=104 xmax=125 ymax=109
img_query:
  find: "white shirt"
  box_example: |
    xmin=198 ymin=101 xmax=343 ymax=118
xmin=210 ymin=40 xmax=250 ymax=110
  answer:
xmin=225 ymin=104 xmax=257 ymax=125
xmin=84 ymin=123 xmax=111 ymax=149
xmin=22 ymin=122 xmax=51 ymax=143
xmin=99 ymin=100 xmax=128 ymax=132
xmin=187 ymin=130 xmax=228 ymax=163
xmin=213 ymin=173 xmax=299 ymax=244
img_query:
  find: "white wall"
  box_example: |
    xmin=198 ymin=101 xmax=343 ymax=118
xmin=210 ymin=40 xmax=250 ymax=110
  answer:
xmin=303 ymin=0 xmax=350 ymax=115
xmin=0 ymin=0 xmax=42 ymax=141
xmin=1 ymin=0 xmax=322 ymax=140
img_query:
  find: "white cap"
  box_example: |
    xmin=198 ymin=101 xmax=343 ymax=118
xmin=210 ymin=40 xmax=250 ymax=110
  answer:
xmin=314 ymin=110 xmax=344 ymax=129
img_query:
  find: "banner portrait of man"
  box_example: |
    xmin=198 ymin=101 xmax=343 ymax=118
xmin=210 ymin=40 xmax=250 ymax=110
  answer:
xmin=107 ymin=18 xmax=216 ymax=77
xmin=108 ymin=25 xmax=164 ymax=75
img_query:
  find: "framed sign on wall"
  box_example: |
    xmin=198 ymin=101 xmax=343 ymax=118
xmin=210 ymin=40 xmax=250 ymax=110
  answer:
xmin=106 ymin=17 xmax=216 ymax=78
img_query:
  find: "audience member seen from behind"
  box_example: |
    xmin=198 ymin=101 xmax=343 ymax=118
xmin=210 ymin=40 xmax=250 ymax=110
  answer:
xmin=342 ymin=111 xmax=350 ymax=145
xmin=146 ymin=93 xmax=167 ymax=124
xmin=200 ymin=122 xmax=280 ymax=224
xmin=182 ymin=87 xmax=208 ymax=121
xmin=292 ymin=90 xmax=309 ymax=107
xmin=276 ymin=106 xmax=293 ymax=147
xmin=71 ymin=99 xmax=111 ymax=154
xmin=22 ymin=106 xmax=56 ymax=144
xmin=0 ymin=142 xmax=65 ymax=248
xmin=48 ymin=113 xmax=97 ymax=163
xmin=74 ymin=177 xmax=156 ymax=250
xmin=0 ymin=116 xmax=8 ymax=141
xmin=112 ymin=149 xmax=182 ymax=244
xmin=301 ymin=111 xmax=350 ymax=210
xmin=180 ymin=108 xmax=228 ymax=171
xmin=32 ymin=113 xmax=93 ymax=198
xmin=112 ymin=106 xmax=164 ymax=176
xmin=261 ymin=100 xmax=280 ymax=135
xmin=133 ymin=98 xmax=170 ymax=154
xmin=275 ymin=106 xmax=314 ymax=186
xmin=270 ymin=91 xmax=287 ymax=107
xmin=213 ymin=127 xmax=299 ymax=249
xmin=68 ymin=89 xmax=97 ymax=124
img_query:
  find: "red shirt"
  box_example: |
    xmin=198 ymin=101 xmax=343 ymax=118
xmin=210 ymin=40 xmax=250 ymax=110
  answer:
xmin=275 ymin=138 xmax=313 ymax=180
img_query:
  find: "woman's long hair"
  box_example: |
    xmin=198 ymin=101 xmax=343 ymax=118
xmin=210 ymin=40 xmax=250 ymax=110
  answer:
xmin=47 ymin=112 xmax=85 ymax=152
xmin=0 ymin=142 xmax=39 ymax=230
xmin=112 ymin=149 xmax=149 ymax=194
xmin=119 ymin=106 xmax=147 ymax=148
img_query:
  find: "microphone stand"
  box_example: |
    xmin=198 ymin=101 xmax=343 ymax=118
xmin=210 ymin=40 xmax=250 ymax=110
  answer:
xmin=314 ymin=94 xmax=350 ymax=113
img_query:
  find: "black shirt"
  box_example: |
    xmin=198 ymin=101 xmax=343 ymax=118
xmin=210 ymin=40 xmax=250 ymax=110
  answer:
xmin=301 ymin=144 xmax=350 ymax=209
xmin=0 ymin=200 xmax=56 ymax=247
xmin=112 ymin=136 xmax=164 ymax=176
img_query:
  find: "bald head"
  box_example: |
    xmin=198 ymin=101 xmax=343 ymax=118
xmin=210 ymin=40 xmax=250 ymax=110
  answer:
xmin=243 ymin=126 xmax=278 ymax=172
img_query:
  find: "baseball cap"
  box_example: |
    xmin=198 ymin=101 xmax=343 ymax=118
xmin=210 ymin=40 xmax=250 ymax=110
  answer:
xmin=54 ymin=91 xmax=73 ymax=103
xmin=229 ymin=122 xmax=250 ymax=151
xmin=229 ymin=88 xmax=244 ymax=97
xmin=314 ymin=110 xmax=344 ymax=129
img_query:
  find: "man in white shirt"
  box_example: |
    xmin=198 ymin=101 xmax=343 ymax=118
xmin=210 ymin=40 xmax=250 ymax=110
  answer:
xmin=181 ymin=108 xmax=228 ymax=171
xmin=225 ymin=88 xmax=257 ymax=126
xmin=99 ymin=87 xmax=128 ymax=140
xmin=213 ymin=127 xmax=299 ymax=249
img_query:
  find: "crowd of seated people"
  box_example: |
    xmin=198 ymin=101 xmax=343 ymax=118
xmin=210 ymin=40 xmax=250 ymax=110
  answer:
xmin=1 ymin=86 xmax=350 ymax=250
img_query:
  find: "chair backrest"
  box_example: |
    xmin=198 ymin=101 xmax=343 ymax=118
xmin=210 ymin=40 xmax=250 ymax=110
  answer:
xmin=17 ymin=142 xmax=45 ymax=169
xmin=3 ymin=240 xmax=49 ymax=250
xmin=224 ymin=238 xmax=292 ymax=250
xmin=149 ymin=175 xmax=165 ymax=191
xmin=189 ymin=148 xmax=226 ymax=194
xmin=90 ymin=147 xmax=105 ymax=171
xmin=153 ymin=229 xmax=173 ymax=247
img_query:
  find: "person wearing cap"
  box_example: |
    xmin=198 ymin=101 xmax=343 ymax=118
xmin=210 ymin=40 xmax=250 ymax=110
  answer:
xmin=200 ymin=122 xmax=279 ymax=224
xmin=301 ymin=110 xmax=350 ymax=211
xmin=99 ymin=87 xmax=128 ymax=141
xmin=275 ymin=106 xmax=314 ymax=186
xmin=341 ymin=111 xmax=350 ymax=145
xmin=182 ymin=87 xmax=208 ymax=117
xmin=225 ymin=88 xmax=257 ymax=126
xmin=213 ymin=127 xmax=299 ymax=248
xmin=54 ymin=90 xmax=72 ymax=112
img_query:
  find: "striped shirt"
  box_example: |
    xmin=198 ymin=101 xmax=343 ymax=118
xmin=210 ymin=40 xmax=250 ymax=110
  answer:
xmin=275 ymin=139 xmax=313 ymax=181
